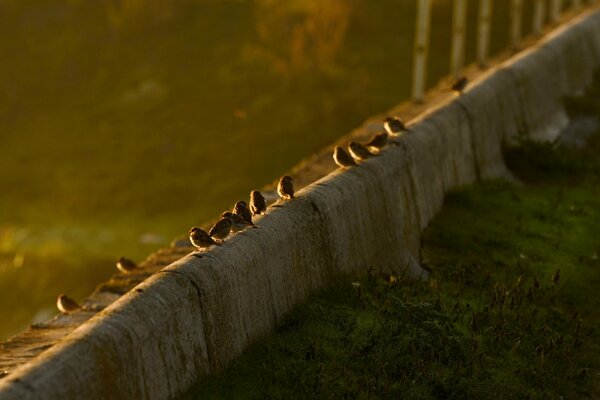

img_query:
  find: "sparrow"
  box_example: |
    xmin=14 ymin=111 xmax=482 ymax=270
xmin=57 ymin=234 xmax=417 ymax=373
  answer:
xmin=222 ymin=211 xmax=255 ymax=232
xmin=189 ymin=227 xmax=221 ymax=250
xmin=233 ymin=201 xmax=253 ymax=224
xmin=348 ymin=141 xmax=376 ymax=162
xmin=250 ymin=190 xmax=267 ymax=215
xmin=57 ymin=294 xmax=80 ymax=313
xmin=333 ymin=146 xmax=356 ymax=168
xmin=366 ymin=132 xmax=389 ymax=150
xmin=277 ymin=176 xmax=294 ymax=200
xmin=383 ymin=116 xmax=411 ymax=135
xmin=116 ymin=256 xmax=138 ymax=273
xmin=209 ymin=217 xmax=232 ymax=241
xmin=452 ymin=76 xmax=469 ymax=94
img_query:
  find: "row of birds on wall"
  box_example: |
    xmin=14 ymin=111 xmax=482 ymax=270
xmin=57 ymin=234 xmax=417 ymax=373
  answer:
xmin=54 ymin=115 xmax=409 ymax=313
xmin=56 ymin=77 xmax=470 ymax=314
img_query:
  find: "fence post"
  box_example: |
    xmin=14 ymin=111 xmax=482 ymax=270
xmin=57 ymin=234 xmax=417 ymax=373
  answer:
xmin=550 ymin=0 xmax=561 ymax=23
xmin=510 ymin=0 xmax=523 ymax=50
xmin=412 ymin=0 xmax=432 ymax=102
xmin=477 ymin=0 xmax=492 ymax=67
xmin=532 ymin=0 xmax=546 ymax=35
xmin=451 ymin=0 xmax=468 ymax=79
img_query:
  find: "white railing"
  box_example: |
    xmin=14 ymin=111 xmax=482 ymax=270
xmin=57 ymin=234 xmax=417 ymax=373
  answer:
xmin=412 ymin=0 xmax=598 ymax=102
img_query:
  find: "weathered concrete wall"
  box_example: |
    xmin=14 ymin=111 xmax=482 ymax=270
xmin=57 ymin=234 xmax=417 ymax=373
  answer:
xmin=1 ymin=7 xmax=600 ymax=400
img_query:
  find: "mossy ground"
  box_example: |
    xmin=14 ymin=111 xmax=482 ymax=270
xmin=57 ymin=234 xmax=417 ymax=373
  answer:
xmin=181 ymin=83 xmax=600 ymax=399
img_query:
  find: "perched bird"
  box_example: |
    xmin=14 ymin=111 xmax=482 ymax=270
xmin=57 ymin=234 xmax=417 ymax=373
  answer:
xmin=366 ymin=131 xmax=389 ymax=151
xmin=233 ymin=201 xmax=253 ymax=225
xmin=348 ymin=141 xmax=376 ymax=162
xmin=57 ymin=294 xmax=80 ymax=313
xmin=250 ymin=190 xmax=267 ymax=215
xmin=209 ymin=217 xmax=232 ymax=241
xmin=383 ymin=116 xmax=411 ymax=136
xmin=189 ymin=227 xmax=221 ymax=250
xmin=116 ymin=256 xmax=138 ymax=273
xmin=222 ymin=211 xmax=255 ymax=232
xmin=333 ymin=146 xmax=356 ymax=168
xmin=452 ymin=76 xmax=469 ymax=94
xmin=277 ymin=176 xmax=294 ymax=200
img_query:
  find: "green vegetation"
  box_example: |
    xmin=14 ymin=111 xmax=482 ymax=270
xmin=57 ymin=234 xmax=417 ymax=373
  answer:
xmin=181 ymin=94 xmax=600 ymax=398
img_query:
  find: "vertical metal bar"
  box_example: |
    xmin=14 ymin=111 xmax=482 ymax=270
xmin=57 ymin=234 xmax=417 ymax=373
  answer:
xmin=510 ymin=0 xmax=523 ymax=50
xmin=412 ymin=0 xmax=432 ymax=102
xmin=550 ymin=0 xmax=561 ymax=23
xmin=451 ymin=0 xmax=468 ymax=79
xmin=532 ymin=0 xmax=546 ymax=36
xmin=477 ymin=0 xmax=492 ymax=67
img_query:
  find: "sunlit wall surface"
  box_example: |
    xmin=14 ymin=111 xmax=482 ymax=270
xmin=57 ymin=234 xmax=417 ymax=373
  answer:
xmin=0 ymin=0 xmax=546 ymax=340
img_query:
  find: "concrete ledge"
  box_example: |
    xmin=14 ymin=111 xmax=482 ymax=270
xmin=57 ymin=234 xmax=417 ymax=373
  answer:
xmin=1 ymin=7 xmax=600 ymax=400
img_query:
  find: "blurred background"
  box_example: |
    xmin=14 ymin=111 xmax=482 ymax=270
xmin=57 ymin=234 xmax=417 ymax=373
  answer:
xmin=0 ymin=0 xmax=544 ymax=340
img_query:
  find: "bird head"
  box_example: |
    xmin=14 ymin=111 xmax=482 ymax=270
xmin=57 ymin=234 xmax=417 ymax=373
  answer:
xmin=189 ymin=227 xmax=200 ymax=234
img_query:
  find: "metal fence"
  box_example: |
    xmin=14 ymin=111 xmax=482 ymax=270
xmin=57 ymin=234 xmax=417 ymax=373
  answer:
xmin=412 ymin=0 xmax=598 ymax=102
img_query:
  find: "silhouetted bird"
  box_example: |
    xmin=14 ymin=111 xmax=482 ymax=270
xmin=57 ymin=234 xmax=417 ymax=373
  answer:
xmin=452 ymin=76 xmax=469 ymax=94
xmin=366 ymin=132 xmax=389 ymax=150
xmin=116 ymin=256 xmax=138 ymax=273
xmin=278 ymin=176 xmax=294 ymax=200
xmin=333 ymin=146 xmax=356 ymax=168
xmin=250 ymin=190 xmax=267 ymax=215
xmin=348 ymin=141 xmax=376 ymax=162
xmin=383 ymin=116 xmax=410 ymax=135
xmin=57 ymin=294 xmax=80 ymax=313
xmin=233 ymin=201 xmax=253 ymax=225
xmin=189 ymin=227 xmax=220 ymax=250
xmin=222 ymin=211 xmax=255 ymax=232
xmin=209 ymin=217 xmax=232 ymax=241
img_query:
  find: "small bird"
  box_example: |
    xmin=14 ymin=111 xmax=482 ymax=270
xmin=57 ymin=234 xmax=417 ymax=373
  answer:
xmin=233 ymin=201 xmax=253 ymax=225
xmin=383 ymin=116 xmax=410 ymax=136
xmin=277 ymin=176 xmax=294 ymax=200
xmin=222 ymin=211 xmax=255 ymax=232
xmin=250 ymin=190 xmax=267 ymax=215
xmin=452 ymin=76 xmax=469 ymax=94
xmin=366 ymin=132 xmax=389 ymax=151
xmin=57 ymin=294 xmax=80 ymax=313
xmin=189 ymin=227 xmax=221 ymax=250
xmin=209 ymin=217 xmax=232 ymax=241
xmin=348 ymin=141 xmax=376 ymax=162
xmin=116 ymin=256 xmax=138 ymax=273
xmin=333 ymin=146 xmax=356 ymax=168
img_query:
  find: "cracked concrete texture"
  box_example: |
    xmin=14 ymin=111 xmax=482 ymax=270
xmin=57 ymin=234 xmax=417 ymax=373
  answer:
xmin=0 ymin=6 xmax=599 ymax=400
